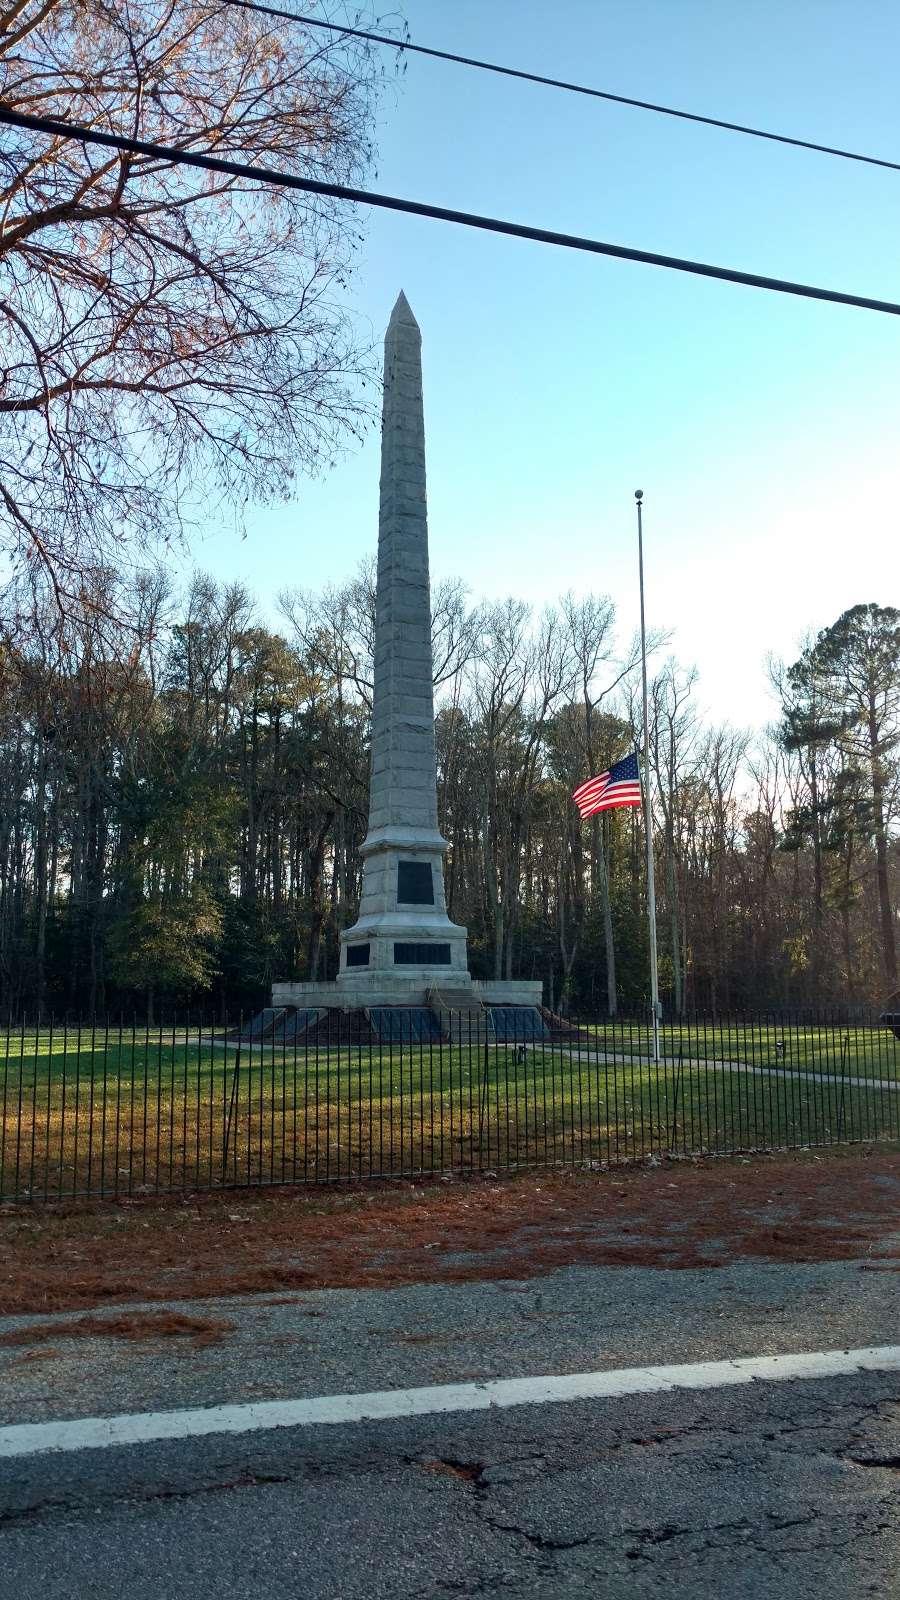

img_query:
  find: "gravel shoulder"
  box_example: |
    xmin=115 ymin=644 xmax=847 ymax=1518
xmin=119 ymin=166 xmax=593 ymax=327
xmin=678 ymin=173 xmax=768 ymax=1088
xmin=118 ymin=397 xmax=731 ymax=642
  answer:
xmin=1 ymin=1257 xmax=898 ymax=1428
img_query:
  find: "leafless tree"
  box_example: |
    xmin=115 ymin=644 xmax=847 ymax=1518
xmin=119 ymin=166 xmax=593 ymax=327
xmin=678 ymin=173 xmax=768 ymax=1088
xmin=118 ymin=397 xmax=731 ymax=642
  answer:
xmin=0 ymin=0 xmax=395 ymax=619
xmin=649 ymin=660 xmax=699 ymax=1014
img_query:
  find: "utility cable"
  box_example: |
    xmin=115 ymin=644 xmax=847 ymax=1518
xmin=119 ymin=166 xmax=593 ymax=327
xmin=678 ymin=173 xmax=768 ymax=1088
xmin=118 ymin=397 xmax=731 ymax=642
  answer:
xmin=225 ymin=0 xmax=900 ymax=177
xmin=2 ymin=103 xmax=899 ymax=318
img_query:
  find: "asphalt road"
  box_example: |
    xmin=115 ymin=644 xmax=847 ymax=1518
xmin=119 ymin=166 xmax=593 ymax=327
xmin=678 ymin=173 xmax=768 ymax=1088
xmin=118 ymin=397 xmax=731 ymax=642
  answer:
xmin=2 ymin=1261 xmax=899 ymax=1597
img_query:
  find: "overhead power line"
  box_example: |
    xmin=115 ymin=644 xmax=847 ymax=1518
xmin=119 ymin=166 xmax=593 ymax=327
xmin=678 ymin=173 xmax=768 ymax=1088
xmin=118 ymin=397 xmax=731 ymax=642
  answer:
xmin=227 ymin=0 xmax=900 ymax=177
xmin=2 ymin=103 xmax=899 ymax=319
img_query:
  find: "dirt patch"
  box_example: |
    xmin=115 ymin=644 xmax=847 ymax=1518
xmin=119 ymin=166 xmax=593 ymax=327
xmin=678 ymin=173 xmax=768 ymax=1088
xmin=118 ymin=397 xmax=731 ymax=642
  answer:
xmin=0 ymin=1146 xmax=899 ymax=1318
xmin=0 ymin=1311 xmax=233 ymax=1346
xmin=419 ymin=1458 xmax=484 ymax=1482
xmin=9 ymin=1347 xmax=61 ymax=1366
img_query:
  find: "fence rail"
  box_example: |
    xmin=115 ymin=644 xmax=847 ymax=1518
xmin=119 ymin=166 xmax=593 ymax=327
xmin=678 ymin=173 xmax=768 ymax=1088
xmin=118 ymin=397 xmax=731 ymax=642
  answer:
xmin=1 ymin=1010 xmax=898 ymax=1203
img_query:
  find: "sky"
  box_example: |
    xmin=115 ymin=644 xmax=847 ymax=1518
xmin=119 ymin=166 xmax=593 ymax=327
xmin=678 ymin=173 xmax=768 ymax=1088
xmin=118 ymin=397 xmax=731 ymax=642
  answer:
xmin=186 ymin=0 xmax=900 ymax=731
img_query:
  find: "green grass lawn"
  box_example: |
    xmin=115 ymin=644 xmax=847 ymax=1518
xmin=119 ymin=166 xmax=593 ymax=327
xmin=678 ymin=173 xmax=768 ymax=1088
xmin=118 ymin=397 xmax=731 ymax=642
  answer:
xmin=1 ymin=1023 xmax=898 ymax=1201
xmin=579 ymin=1019 xmax=900 ymax=1081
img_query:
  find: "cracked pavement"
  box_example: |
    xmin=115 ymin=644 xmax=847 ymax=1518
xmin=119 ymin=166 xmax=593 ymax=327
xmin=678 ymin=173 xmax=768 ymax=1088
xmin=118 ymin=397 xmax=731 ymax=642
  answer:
xmin=1 ymin=1374 xmax=899 ymax=1596
xmin=1 ymin=1257 xmax=899 ymax=1596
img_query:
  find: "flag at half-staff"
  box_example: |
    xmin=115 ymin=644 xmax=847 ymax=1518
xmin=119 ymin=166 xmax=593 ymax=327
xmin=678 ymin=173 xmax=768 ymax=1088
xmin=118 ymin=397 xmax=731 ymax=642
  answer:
xmin=572 ymin=751 xmax=642 ymax=819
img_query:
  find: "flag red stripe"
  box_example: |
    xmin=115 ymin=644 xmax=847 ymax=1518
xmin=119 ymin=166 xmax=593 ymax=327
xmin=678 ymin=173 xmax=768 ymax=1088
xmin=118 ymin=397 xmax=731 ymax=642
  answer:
xmin=572 ymin=773 xmax=610 ymax=803
xmin=573 ymin=771 xmax=608 ymax=795
xmin=578 ymin=782 xmax=641 ymax=796
xmin=576 ymin=787 xmax=642 ymax=818
xmin=577 ymin=798 xmax=642 ymax=818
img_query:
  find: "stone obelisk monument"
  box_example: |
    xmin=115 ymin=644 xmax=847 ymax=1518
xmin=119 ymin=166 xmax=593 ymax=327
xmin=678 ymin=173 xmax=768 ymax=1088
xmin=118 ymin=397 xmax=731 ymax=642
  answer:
xmin=271 ymin=293 xmax=541 ymax=1018
xmin=336 ymin=292 xmax=469 ymax=999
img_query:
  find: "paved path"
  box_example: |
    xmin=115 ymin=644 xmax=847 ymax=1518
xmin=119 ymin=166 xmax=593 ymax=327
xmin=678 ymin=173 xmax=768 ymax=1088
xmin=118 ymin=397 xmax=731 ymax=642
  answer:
xmin=1 ymin=1259 xmax=899 ymax=1596
xmin=564 ymin=1046 xmax=900 ymax=1095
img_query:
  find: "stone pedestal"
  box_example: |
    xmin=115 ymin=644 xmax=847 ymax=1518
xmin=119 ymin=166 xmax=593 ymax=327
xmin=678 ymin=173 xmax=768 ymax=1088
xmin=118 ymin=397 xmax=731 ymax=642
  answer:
xmin=272 ymin=978 xmax=543 ymax=1011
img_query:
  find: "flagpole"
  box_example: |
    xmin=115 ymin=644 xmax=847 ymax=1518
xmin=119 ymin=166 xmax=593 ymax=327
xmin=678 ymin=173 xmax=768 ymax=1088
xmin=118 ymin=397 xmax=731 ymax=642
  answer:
xmin=635 ymin=490 xmax=661 ymax=1067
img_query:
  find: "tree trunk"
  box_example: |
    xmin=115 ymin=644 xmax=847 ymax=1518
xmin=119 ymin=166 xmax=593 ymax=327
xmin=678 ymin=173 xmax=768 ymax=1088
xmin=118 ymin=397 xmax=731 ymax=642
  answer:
xmin=809 ymin=754 xmax=825 ymax=992
xmin=305 ymin=812 xmax=334 ymax=981
xmin=841 ymin=837 xmax=854 ymax=998
xmin=594 ymin=831 xmax=617 ymax=1017
xmin=666 ymin=827 xmax=682 ymax=1015
xmin=33 ymin=741 xmax=48 ymax=1017
xmin=869 ymin=706 xmax=897 ymax=985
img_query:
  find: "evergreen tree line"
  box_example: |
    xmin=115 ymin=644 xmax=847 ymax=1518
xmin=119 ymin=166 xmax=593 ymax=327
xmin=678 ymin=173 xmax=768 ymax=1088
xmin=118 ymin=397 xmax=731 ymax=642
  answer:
xmin=0 ymin=571 xmax=896 ymax=1020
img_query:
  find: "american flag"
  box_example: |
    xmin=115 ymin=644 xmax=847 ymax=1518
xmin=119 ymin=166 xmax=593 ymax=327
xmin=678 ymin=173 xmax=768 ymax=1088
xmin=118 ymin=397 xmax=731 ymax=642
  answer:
xmin=572 ymin=751 xmax=642 ymax=819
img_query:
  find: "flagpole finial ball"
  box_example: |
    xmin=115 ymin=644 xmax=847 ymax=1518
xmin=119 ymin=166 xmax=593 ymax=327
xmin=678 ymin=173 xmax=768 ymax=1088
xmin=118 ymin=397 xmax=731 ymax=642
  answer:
xmin=634 ymin=489 xmax=643 ymax=501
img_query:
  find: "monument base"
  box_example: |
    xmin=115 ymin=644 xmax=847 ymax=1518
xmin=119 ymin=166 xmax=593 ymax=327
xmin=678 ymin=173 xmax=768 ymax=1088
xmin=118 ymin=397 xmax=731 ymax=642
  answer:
xmin=231 ymin=980 xmax=549 ymax=1049
xmin=271 ymin=978 xmax=543 ymax=1011
xmin=233 ymin=983 xmax=553 ymax=1050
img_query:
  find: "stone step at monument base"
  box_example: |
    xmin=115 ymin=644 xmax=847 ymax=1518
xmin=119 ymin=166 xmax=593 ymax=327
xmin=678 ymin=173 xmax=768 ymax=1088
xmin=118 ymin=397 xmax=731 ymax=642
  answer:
xmin=427 ymin=987 xmax=493 ymax=1044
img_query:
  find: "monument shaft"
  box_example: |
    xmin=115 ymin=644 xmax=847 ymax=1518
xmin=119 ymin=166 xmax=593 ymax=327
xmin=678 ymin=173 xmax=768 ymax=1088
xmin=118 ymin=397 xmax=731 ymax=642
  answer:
xmin=368 ymin=292 xmax=441 ymax=846
xmin=271 ymin=292 xmax=541 ymax=1015
xmin=337 ymin=293 xmax=469 ymax=995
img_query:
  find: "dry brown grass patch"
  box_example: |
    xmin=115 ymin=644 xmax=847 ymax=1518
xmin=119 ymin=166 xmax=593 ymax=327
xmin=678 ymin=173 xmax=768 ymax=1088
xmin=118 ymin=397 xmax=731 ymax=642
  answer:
xmin=0 ymin=1146 xmax=898 ymax=1318
xmin=0 ymin=1310 xmax=233 ymax=1346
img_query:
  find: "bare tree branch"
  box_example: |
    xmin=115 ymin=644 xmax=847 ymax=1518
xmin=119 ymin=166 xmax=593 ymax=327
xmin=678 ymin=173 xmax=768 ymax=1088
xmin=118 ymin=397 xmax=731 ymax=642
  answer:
xmin=0 ymin=0 xmax=398 ymax=628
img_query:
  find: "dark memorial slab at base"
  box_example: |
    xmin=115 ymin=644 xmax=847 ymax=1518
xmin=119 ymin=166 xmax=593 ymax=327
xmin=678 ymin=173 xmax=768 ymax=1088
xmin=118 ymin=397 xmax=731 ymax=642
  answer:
xmin=489 ymin=1006 xmax=550 ymax=1041
xmin=231 ymin=1003 xmax=554 ymax=1048
xmin=368 ymin=1007 xmax=443 ymax=1043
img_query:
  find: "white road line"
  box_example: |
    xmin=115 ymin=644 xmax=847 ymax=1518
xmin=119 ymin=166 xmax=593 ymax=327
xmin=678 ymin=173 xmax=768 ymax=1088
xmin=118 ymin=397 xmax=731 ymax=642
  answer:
xmin=2 ymin=1345 xmax=899 ymax=1460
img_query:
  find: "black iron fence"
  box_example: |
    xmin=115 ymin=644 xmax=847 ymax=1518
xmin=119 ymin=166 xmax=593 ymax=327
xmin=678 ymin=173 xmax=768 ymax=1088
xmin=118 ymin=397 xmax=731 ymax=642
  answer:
xmin=1 ymin=1009 xmax=898 ymax=1203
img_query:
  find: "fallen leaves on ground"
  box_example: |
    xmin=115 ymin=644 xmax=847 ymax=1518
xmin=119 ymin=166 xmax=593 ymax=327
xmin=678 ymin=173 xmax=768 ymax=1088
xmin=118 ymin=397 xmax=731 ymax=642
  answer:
xmin=0 ymin=1146 xmax=898 ymax=1317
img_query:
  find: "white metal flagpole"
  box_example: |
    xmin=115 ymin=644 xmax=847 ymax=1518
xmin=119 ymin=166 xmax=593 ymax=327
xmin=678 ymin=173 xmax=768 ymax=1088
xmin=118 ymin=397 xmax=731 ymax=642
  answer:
xmin=635 ymin=490 xmax=661 ymax=1066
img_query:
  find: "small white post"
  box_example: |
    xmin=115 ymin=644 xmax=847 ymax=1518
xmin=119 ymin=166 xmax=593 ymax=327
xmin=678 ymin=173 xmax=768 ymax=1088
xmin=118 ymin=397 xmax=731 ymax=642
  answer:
xmin=635 ymin=491 xmax=661 ymax=1067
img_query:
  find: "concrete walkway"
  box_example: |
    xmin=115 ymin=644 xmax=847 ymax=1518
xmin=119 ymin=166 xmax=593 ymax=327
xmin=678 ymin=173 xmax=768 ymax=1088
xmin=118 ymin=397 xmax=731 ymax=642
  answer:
xmin=563 ymin=1045 xmax=900 ymax=1095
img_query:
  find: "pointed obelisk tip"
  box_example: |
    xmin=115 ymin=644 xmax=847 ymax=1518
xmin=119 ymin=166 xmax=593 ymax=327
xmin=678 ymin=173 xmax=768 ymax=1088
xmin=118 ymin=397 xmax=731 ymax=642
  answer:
xmin=388 ymin=290 xmax=419 ymax=334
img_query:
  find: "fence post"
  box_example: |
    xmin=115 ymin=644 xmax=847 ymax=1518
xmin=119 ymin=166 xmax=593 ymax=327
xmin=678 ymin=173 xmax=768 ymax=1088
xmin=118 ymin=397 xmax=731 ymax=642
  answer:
xmin=222 ymin=1013 xmax=242 ymax=1182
